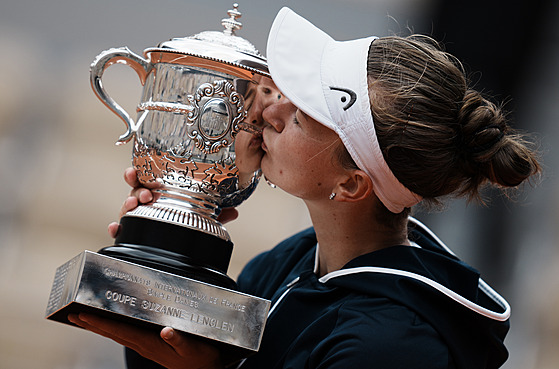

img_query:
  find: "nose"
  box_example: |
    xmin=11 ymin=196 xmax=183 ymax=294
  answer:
xmin=262 ymin=99 xmax=295 ymax=133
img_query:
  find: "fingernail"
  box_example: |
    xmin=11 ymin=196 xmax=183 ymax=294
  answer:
xmin=143 ymin=190 xmax=153 ymax=202
xmin=162 ymin=327 xmax=174 ymax=340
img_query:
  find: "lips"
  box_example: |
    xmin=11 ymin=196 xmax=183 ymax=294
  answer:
xmin=261 ymin=135 xmax=272 ymax=153
xmin=249 ymin=134 xmax=263 ymax=149
xmin=260 ymin=129 xmax=269 ymax=152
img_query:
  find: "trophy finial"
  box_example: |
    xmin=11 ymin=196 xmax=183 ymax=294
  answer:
xmin=221 ymin=3 xmax=242 ymax=36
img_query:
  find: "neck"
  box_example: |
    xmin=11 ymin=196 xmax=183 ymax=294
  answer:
xmin=305 ymin=198 xmax=409 ymax=277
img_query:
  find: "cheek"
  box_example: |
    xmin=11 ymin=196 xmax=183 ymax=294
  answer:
xmin=273 ymin=146 xmax=308 ymax=173
xmin=261 ymin=148 xmax=298 ymax=185
xmin=262 ymin=148 xmax=334 ymax=196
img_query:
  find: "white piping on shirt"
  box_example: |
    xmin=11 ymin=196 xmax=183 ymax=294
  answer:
xmin=235 ymin=218 xmax=510 ymax=368
xmin=234 ymin=276 xmax=301 ymax=369
xmin=268 ymin=276 xmax=300 ymax=317
xmin=316 ymin=217 xmax=511 ymax=322
xmin=318 ymin=266 xmax=509 ymax=321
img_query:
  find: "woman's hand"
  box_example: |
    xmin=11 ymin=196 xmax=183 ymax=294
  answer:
xmin=68 ymin=313 xmax=223 ymax=369
xmin=108 ymin=168 xmax=240 ymax=239
xmin=108 ymin=167 xmax=158 ymax=238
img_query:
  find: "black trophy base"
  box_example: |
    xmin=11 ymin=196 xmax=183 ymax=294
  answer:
xmin=99 ymin=216 xmax=237 ymax=290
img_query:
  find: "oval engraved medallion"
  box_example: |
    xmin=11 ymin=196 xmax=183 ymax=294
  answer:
xmin=186 ymin=80 xmax=246 ymax=154
xmin=200 ymin=98 xmax=231 ymax=140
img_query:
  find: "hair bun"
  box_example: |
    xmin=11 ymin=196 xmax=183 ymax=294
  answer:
xmin=458 ymin=90 xmax=506 ymax=157
xmin=458 ymin=90 xmax=539 ymax=190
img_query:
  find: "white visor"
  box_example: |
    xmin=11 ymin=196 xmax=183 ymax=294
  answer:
xmin=267 ymin=7 xmax=422 ymax=213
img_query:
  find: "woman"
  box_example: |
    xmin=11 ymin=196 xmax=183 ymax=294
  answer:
xmin=69 ymin=7 xmax=540 ymax=369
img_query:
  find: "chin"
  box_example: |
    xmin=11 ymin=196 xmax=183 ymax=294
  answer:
xmin=260 ymin=162 xmax=278 ymax=186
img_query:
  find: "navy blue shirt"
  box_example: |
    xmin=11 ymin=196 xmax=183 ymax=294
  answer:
xmin=236 ymin=219 xmax=509 ymax=369
xmin=126 ymin=218 xmax=509 ymax=369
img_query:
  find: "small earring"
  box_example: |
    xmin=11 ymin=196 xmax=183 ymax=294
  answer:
xmin=329 ymin=193 xmax=336 ymax=200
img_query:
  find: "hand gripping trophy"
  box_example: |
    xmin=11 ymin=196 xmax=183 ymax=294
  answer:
xmin=45 ymin=4 xmax=273 ymax=358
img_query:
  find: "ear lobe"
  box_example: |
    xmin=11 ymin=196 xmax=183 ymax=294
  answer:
xmin=334 ymin=170 xmax=374 ymax=202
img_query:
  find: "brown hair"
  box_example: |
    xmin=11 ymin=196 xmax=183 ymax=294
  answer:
xmin=365 ymin=35 xmax=541 ymax=207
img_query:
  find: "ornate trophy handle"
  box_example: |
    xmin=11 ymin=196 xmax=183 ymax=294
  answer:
xmin=90 ymin=47 xmax=151 ymax=144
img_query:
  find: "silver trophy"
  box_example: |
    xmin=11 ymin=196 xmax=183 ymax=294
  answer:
xmin=46 ymin=4 xmax=275 ymax=358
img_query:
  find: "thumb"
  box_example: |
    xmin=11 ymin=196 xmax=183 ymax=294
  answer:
xmin=160 ymin=327 xmax=195 ymax=355
xmin=160 ymin=327 xmax=223 ymax=367
xmin=160 ymin=327 xmax=177 ymax=343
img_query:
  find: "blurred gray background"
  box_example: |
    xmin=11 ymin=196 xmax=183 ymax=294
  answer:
xmin=0 ymin=0 xmax=557 ymax=368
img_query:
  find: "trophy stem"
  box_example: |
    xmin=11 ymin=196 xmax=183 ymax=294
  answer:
xmin=99 ymin=216 xmax=237 ymax=290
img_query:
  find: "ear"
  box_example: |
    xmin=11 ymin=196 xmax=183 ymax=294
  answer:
xmin=333 ymin=169 xmax=374 ymax=202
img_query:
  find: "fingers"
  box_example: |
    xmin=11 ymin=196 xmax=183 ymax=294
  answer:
xmin=125 ymin=167 xmax=158 ymax=192
xmin=124 ymin=167 xmax=140 ymax=188
xmin=108 ymin=222 xmax=121 ymax=238
xmin=112 ymin=168 xmax=159 ymax=228
xmin=68 ymin=313 xmax=151 ymax=352
xmin=125 ymin=167 xmax=162 ymax=190
xmin=217 ymin=208 xmax=239 ymax=224
xmin=118 ymin=188 xmax=154 ymax=216
xmin=160 ymin=327 xmax=199 ymax=356
xmin=131 ymin=187 xmax=155 ymax=204
xmin=68 ymin=313 xmax=223 ymax=369
xmin=112 ymin=195 xmax=143 ymax=236
xmin=161 ymin=327 xmax=184 ymax=353
xmin=160 ymin=327 xmax=223 ymax=368
xmin=68 ymin=313 xmax=172 ymax=363
xmin=119 ymin=196 xmax=139 ymax=218
xmin=124 ymin=168 xmax=155 ymax=204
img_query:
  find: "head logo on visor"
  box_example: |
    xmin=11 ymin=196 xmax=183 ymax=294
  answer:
xmin=329 ymin=87 xmax=357 ymax=111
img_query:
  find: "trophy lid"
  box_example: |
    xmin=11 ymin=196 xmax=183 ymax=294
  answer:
xmin=145 ymin=3 xmax=269 ymax=77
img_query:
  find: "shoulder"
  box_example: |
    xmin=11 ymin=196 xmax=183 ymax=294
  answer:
xmin=307 ymin=298 xmax=453 ymax=368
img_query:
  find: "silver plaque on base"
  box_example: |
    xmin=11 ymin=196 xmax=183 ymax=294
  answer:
xmin=46 ymin=251 xmax=269 ymax=354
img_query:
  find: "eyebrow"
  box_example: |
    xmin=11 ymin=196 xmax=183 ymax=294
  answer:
xmin=297 ymin=109 xmax=311 ymax=124
xmin=299 ymin=110 xmax=310 ymax=120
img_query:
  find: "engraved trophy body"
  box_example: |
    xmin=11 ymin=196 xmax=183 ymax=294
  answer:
xmin=46 ymin=5 xmax=273 ymax=358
